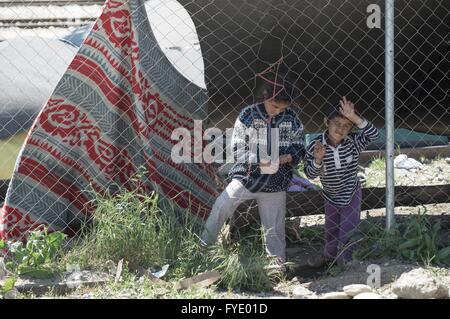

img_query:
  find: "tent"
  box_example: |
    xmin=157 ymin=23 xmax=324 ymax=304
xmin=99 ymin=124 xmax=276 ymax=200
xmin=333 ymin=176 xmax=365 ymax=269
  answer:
xmin=0 ymin=0 xmax=219 ymax=241
xmin=0 ymin=0 xmax=206 ymax=181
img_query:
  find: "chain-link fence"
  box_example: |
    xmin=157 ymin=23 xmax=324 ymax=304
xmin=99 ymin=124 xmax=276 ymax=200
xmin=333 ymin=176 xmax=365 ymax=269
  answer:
xmin=0 ymin=0 xmax=449 ymax=273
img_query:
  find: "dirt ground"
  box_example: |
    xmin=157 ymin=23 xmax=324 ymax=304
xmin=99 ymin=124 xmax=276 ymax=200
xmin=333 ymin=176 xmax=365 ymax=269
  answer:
xmin=269 ymin=202 xmax=450 ymax=298
xmin=3 ymin=159 xmax=450 ymax=299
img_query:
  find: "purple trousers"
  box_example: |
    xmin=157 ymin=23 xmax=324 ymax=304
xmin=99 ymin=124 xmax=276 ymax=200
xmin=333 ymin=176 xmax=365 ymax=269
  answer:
xmin=324 ymin=187 xmax=362 ymax=263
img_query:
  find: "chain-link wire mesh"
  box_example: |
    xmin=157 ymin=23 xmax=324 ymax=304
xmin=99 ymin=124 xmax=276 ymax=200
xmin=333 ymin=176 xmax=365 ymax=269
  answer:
xmin=0 ymin=0 xmax=449 ymax=272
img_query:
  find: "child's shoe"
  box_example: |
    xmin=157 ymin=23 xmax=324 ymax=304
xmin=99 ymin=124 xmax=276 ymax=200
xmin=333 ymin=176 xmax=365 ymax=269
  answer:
xmin=307 ymin=254 xmax=333 ymax=268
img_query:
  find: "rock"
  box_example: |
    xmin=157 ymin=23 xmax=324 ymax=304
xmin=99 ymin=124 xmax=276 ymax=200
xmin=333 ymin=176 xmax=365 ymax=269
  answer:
xmin=394 ymin=154 xmax=424 ymax=170
xmin=445 ymin=157 xmax=450 ymax=164
xmin=391 ymin=268 xmax=449 ymax=299
xmin=353 ymin=292 xmax=383 ymax=299
xmin=177 ymin=271 xmax=221 ymax=290
xmin=3 ymin=288 xmax=18 ymax=299
xmin=13 ymin=271 xmax=110 ymax=296
xmin=0 ymin=258 xmax=6 ymax=279
xmin=292 ymin=286 xmax=315 ymax=299
xmin=65 ymin=264 xmax=83 ymax=289
xmin=343 ymin=284 xmax=373 ymax=297
xmin=395 ymin=168 xmax=409 ymax=178
xmin=115 ymin=259 xmax=124 ymax=284
xmin=321 ymin=292 xmax=351 ymax=299
xmin=394 ymin=154 xmax=408 ymax=165
xmin=382 ymin=292 xmax=399 ymax=299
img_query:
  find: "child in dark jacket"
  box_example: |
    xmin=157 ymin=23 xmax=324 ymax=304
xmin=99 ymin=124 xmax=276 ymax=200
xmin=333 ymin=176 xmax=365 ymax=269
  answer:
xmin=304 ymin=97 xmax=379 ymax=266
xmin=201 ymin=72 xmax=305 ymax=262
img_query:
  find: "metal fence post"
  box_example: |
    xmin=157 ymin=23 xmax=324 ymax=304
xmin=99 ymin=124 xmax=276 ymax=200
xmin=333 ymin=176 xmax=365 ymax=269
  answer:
xmin=385 ymin=0 xmax=395 ymax=229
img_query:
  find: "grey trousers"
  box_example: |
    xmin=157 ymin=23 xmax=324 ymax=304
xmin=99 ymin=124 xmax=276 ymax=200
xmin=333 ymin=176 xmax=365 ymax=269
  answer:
xmin=201 ymin=179 xmax=287 ymax=262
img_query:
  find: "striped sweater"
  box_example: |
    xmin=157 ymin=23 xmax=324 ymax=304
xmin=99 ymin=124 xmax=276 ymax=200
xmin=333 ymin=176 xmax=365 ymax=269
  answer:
xmin=304 ymin=120 xmax=379 ymax=206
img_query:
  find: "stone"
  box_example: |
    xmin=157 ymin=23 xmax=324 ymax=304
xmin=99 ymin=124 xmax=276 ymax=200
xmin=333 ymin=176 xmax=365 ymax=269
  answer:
xmin=391 ymin=268 xmax=449 ymax=299
xmin=3 ymin=288 xmax=18 ymax=299
xmin=292 ymin=286 xmax=315 ymax=299
xmin=343 ymin=284 xmax=373 ymax=297
xmin=382 ymin=292 xmax=399 ymax=299
xmin=353 ymin=292 xmax=383 ymax=299
xmin=0 ymin=258 xmax=6 ymax=279
xmin=321 ymin=292 xmax=351 ymax=299
xmin=395 ymin=168 xmax=409 ymax=178
xmin=115 ymin=259 xmax=124 ymax=284
xmin=177 ymin=271 xmax=221 ymax=290
xmin=13 ymin=271 xmax=110 ymax=296
xmin=394 ymin=154 xmax=424 ymax=170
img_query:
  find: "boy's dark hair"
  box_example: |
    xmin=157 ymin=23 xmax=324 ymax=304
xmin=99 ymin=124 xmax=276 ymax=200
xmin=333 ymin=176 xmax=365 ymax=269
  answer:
xmin=257 ymin=71 xmax=300 ymax=103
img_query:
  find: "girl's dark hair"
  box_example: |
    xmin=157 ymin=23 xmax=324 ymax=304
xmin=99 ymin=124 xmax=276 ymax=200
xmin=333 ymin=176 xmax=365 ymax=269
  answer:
xmin=325 ymin=103 xmax=356 ymax=131
xmin=326 ymin=103 xmax=345 ymax=120
xmin=257 ymin=71 xmax=300 ymax=103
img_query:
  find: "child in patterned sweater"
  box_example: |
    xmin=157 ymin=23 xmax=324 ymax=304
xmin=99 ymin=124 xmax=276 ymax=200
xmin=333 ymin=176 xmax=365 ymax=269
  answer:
xmin=201 ymin=72 xmax=305 ymax=263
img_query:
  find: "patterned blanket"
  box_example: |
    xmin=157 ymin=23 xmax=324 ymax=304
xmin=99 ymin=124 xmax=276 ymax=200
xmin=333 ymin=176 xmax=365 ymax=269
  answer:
xmin=0 ymin=0 xmax=219 ymax=241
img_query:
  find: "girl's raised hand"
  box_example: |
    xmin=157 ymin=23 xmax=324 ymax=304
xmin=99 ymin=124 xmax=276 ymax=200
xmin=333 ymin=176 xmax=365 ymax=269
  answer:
xmin=339 ymin=96 xmax=356 ymax=120
xmin=313 ymin=140 xmax=326 ymax=165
